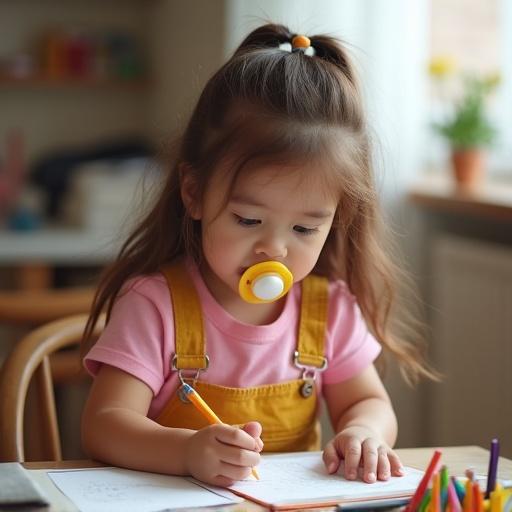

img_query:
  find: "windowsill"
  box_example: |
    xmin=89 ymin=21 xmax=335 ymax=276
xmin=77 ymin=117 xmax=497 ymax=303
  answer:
xmin=408 ymin=171 xmax=512 ymax=222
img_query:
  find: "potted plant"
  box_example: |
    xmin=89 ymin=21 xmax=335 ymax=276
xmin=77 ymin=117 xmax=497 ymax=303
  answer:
xmin=429 ymin=57 xmax=500 ymax=190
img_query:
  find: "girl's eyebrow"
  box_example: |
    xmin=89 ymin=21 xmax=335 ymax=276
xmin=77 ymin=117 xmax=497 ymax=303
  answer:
xmin=230 ymin=195 xmax=334 ymax=219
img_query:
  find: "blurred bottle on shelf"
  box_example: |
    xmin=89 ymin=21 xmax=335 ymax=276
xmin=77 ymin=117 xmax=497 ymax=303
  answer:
xmin=0 ymin=129 xmax=42 ymax=230
xmin=0 ymin=28 xmax=146 ymax=83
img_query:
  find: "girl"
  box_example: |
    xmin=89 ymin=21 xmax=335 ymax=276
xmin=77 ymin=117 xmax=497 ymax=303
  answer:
xmin=81 ymin=23 xmax=434 ymax=488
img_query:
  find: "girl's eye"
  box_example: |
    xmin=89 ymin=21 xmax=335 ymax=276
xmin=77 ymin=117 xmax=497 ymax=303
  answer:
xmin=294 ymin=225 xmax=318 ymax=236
xmin=234 ymin=214 xmax=261 ymax=227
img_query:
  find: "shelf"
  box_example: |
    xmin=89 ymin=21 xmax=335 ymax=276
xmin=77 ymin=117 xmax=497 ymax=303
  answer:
xmin=0 ymin=228 xmax=120 ymax=264
xmin=0 ymin=75 xmax=150 ymax=91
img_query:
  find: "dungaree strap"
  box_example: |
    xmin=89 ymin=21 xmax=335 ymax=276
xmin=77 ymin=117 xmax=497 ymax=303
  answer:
xmin=161 ymin=262 xmax=208 ymax=370
xmin=296 ymin=274 xmax=329 ymax=368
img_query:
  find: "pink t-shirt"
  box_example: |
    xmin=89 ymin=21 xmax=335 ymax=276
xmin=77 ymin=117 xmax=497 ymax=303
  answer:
xmin=85 ymin=261 xmax=381 ymax=419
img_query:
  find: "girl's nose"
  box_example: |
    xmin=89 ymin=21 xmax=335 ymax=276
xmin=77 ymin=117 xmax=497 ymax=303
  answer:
xmin=254 ymin=235 xmax=288 ymax=260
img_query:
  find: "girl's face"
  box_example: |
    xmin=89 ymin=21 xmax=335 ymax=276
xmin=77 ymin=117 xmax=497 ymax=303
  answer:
xmin=185 ymin=162 xmax=337 ymax=310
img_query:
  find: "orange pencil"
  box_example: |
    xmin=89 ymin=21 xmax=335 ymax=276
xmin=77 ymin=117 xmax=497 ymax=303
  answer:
xmin=463 ymin=478 xmax=473 ymax=512
xmin=473 ymin=482 xmax=484 ymax=512
xmin=431 ymin=472 xmax=441 ymax=512
xmin=181 ymin=383 xmax=260 ymax=480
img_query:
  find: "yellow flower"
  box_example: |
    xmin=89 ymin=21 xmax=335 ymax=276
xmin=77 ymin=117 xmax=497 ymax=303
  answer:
xmin=429 ymin=56 xmax=456 ymax=78
xmin=484 ymin=72 xmax=501 ymax=89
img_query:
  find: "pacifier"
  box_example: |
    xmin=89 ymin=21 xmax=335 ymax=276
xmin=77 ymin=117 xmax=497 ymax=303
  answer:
xmin=239 ymin=261 xmax=293 ymax=304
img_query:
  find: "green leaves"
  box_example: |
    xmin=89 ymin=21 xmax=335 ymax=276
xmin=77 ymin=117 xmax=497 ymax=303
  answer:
xmin=432 ymin=74 xmax=499 ymax=150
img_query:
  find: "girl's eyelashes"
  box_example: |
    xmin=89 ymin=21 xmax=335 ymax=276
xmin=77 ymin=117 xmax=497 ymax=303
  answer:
xmin=233 ymin=213 xmax=319 ymax=235
xmin=233 ymin=214 xmax=261 ymax=227
xmin=293 ymin=225 xmax=319 ymax=236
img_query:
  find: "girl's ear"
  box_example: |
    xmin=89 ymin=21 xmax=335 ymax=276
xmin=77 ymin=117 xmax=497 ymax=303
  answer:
xmin=179 ymin=164 xmax=202 ymax=220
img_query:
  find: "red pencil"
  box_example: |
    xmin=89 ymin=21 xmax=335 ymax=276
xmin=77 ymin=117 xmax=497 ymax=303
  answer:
xmin=406 ymin=450 xmax=443 ymax=512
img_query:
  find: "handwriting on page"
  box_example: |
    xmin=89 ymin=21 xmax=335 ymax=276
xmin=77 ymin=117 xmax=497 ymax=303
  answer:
xmin=228 ymin=452 xmax=424 ymax=507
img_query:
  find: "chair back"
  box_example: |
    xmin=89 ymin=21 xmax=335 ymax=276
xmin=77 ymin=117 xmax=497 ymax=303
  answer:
xmin=0 ymin=314 xmax=103 ymax=462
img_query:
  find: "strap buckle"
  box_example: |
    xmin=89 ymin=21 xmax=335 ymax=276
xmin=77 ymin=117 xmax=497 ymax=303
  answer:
xmin=171 ymin=354 xmax=210 ymax=385
xmin=293 ymin=350 xmax=327 ymax=380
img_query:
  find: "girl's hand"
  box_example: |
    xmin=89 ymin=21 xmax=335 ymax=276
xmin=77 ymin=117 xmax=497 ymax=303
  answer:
xmin=184 ymin=421 xmax=263 ymax=487
xmin=323 ymin=426 xmax=404 ymax=483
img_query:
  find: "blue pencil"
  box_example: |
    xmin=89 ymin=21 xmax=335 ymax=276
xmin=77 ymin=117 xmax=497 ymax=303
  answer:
xmin=485 ymin=438 xmax=500 ymax=499
xmin=451 ymin=476 xmax=466 ymax=503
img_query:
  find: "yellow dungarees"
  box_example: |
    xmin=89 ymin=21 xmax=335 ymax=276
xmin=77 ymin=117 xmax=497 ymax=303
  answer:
xmin=155 ymin=262 xmax=329 ymax=452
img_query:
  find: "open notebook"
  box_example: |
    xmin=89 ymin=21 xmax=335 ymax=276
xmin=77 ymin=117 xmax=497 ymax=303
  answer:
xmin=45 ymin=452 xmax=424 ymax=511
xmin=214 ymin=451 xmax=424 ymax=511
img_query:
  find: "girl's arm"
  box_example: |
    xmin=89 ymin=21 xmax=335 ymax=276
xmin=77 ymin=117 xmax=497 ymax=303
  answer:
xmin=81 ymin=365 xmax=261 ymax=487
xmin=322 ymin=364 xmax=403 ymax=483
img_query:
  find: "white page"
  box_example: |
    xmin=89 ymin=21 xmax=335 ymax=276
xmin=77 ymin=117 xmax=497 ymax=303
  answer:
xmin=227 ymin=451 xmax=424 ymax=507
xmin=47 ymin=467 xmax=242 ymax=512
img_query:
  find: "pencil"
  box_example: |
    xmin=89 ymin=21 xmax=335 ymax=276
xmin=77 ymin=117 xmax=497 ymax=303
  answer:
xmin=447 ymin=478 xmax=462 ymax=512
xmin=431 ymin=471 xmax=441 ymax=512
xmin=181 ymin=383 xmax=260 ymax=480
xmin=418 ymin=488 xmax=431 ymax=512
xmin=462 ymin=478 xmax=473 ymax=512
xmin=440 ymin=465 xmax=449 ymax=510
xmin=485 ymin=438 xmax=500 ymax=499
xmin=405 ymin=449 xmax=442 ymax=512
xmin=473 ymin=481 xmax=484 ymax=512
xmin=451 ymin=476 xmax=466 ymax=503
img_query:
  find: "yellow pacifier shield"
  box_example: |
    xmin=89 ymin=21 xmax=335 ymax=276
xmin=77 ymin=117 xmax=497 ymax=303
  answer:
xmin=239 ymin=261 xmax=293 ymax=304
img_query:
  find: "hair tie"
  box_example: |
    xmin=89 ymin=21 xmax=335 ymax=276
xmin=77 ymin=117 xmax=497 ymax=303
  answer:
xmin=292 ymin=35 xmax=316 ymax=56
xmin=278 ymin=35 xmax=315 ymax=57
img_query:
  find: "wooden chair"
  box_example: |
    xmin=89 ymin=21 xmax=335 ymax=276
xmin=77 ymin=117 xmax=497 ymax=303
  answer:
xmin=0 ymin=314 xmax=104 ymax=462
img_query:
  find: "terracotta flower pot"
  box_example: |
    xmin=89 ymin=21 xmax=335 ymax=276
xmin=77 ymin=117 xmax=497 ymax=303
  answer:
xmin=451 ymin=148 xmax=485 ymax=190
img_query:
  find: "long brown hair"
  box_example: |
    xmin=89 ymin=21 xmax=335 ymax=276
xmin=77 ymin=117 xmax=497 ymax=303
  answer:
xmin=83 ymin=23 xmax=435 ymax=384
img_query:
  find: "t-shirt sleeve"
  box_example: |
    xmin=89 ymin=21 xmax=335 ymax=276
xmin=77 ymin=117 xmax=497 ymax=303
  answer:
xmin=83 ymin=281 xmax=167 ymax=396
xmin=322 ymin=281 xmax=382 ymax=385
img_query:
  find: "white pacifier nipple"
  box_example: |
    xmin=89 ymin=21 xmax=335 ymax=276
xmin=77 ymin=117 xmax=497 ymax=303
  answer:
xmin=239 ymin=261 xmax=293 ymax=304
xmin=252 ymin=274 xmax=284 ymax=301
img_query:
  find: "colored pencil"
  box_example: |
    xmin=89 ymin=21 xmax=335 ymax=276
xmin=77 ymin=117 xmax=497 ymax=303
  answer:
xmin=418 ymin=488 xmax=432 ymax=512
xmin=406 ymin=449 xmax=442 ymax=512
xmin=452 ymin=476 xmax=466 ymax=503
xmin=440 ymin=465 xmax=449 ymax=510
xmin=490 ymin=489 xmax=504 ymax=512
xmin=432 ymin=471 xmax=441 ymax=512
xmin=462 ymin=478 xmax=473 ymax=512
xmin=447 ymin=478 xmax=462 ymax=512
xmin=485 ymin=438 xmax=500 ymax=499
xmin=181 ymin=383 xmax=260 ymax=480
xmin=473 ymin=481 xmax=484 ymax=512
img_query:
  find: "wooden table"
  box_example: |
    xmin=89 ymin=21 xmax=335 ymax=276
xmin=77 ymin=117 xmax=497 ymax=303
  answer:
xmin=22 ymin=446 xmax=512 ymax=512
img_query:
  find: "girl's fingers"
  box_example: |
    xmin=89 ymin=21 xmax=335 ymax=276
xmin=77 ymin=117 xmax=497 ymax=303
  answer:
xmin=322 ymin=441 xmax=341 ymax=474
xmin=241 ymin=421 xmax=264 ymax=451
xmin=361 ymin=439 xmax=379 ymax=483
xmin=388 ymin=449 xmax=404 ymax=476
xmin=343 ymin=437 xmax=363 ymax=480
xmin=218 ymin=444 xmax=261 ymax=469
xmin=376 ymin=446 xmax=391 ymax=481
xmin=213 ymin=424 xmax=260 ymax=450
xmin=217 ymin=459 xmax=255 ymax=482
